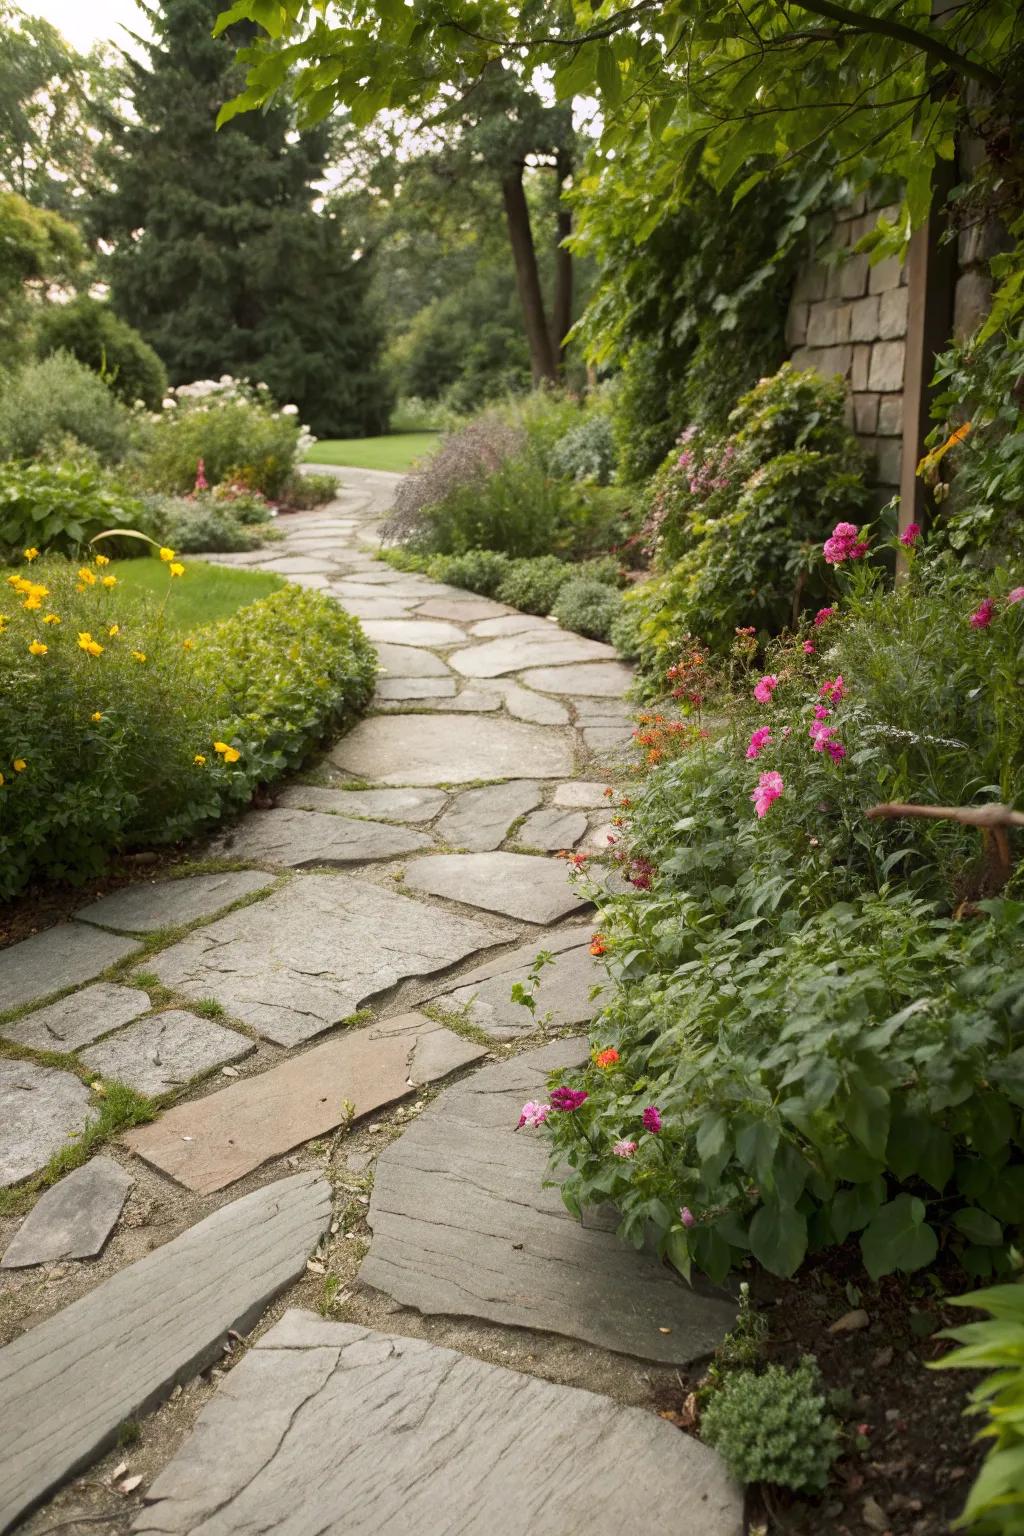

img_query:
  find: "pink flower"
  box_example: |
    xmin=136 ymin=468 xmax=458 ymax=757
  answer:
xmin=826 ymin=741 xmax=847 ymax=762
xmin=194 ymin=457 xmax=209 ymax=493
xmin=516 ymin=1100 xmax=550 ymax=1130
xmin=803 ymin=641 xmax=815 ymax=654
xmin=613 ymin=1139 xmax=637 ymax=1158
xmin=746 ymin=726 xmax=773 ymax=760
xmin=679 ymin=1206 xmax=696 ymax=1228
xmin=642 ymin=1106 xmax=663 ymax=1134
xmin=1008 ymin=587 xmax=1024 ymax=605
xmin=899 ymin=522 xmax=921 ymax=547
xmin=813 ymin=704 xmax=831 ymax=720
xmin=550 ymin=1086 xmax=588 ymax=1113
xmin=969 ymin=598 xmax=995 ymax=629
xmin=823 ymin=522 xmax=869 ymax=564
xmin=813 ymin=607 xmax=836 ymax=628
xmin=809 ymin=720 xmax=833 ymax=747
xmin=819 ymin=675 xmax=845 ymax=703
xmin=751 ymin=770 xmax=784 ymax=818
xmin=753 ymin=674 xmax=779 ymax=704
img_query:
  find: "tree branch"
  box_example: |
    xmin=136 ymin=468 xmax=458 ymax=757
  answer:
xmin=779 ymin=0 xmax=1001 ymax=89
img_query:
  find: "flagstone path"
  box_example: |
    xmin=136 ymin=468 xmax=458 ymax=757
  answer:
xmin=0 ymin=467 xmax=741 ymax=1535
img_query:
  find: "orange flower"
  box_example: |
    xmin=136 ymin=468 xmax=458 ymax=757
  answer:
xmin=594 ymin=1047 xmax=619 ymax=1069
xmin=590 ymin=934 xmax=607 ymax=957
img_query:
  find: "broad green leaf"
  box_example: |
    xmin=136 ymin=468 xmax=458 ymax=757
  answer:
xmin=952 ymin=1207 xmax=1003 ymax=1246
xmin=748 ymin=1201 xmax=807 ymax=1278
xmin=860 ymin=1195 xmax=938 ymax=1281
xmin=830 ymin=1178 xmax=884 ymax=1243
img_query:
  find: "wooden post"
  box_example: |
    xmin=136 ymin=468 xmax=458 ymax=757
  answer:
xmin=898 ymin=163 xmax=958 ymax=541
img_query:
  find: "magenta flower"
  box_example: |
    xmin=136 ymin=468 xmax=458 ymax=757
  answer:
xmin=823 ymin=522 xmax=869 ymax=564
xmin=826 ymin=741 xmax=847 ymax=762
xmin=194 ymin=457 xmax=209 ymax=493
xmin=813 ymin=606 xmax=836 ymax=628
xmin=746 ymin=726 xmax=773 ymax=760
xmin=642 ymin=1106 xmax=662 ymax=1134
xmin=613 ymin=1139 xmax=637 ymax=1158
xmin=813 ymin=704 xmax=831 ymax=720
xmin=819 ymin=674 xmax=845 ymax=703
xmin=1008 ymin=587 xmax=1024 ymax=605
xmin=751 ymin=769 xmax=784 ymax=818
xmin=516 ymin=1100 xmax=550 ymax=1130
xmin=550 ymin=1086 xmax=588 ymax=1113
xmin=899 ymin=522 xmax=922 ymax=548
xmin=969 ymin=598 xmax=995 ymax=630
xmin=753 ymin=674 xmax=779 ymax=704
xmin=679 ymin=1206 xmax=696 ymax=1229
xmin=803 ymin=640 xmax=815 ymax=654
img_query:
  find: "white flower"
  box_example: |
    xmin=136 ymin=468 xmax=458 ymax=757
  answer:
xmin=281 ymin=403 xmax=299 ymax=416
xmin=162 ymin=397 xmax=176 ymax=409
xmin=219 ymin=374 xmax=233 ymax=385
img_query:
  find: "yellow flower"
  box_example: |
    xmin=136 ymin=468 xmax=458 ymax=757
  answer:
xmin=132 ymin=650 xmax=147 ymax=663
xmin=23 ymin=547 xmax=38 ymax=561
xmin=94 ymin=553 xmax=110 ymax=567
xmin=13 ymin=759 xmax=26 ymax=772
xmin=182 ymin=637 xmax=194 ymax=650
xmin=91 ymin=711 xmax=104 ymax=722
xmin=28 ymin=640 xmax=47 ymax=656
xmin=78 ymin=567 xmax=97 ymax=586
xmin=76 ymin=582 xmax=86 ymax=593
xmin=0 ymin=772 xmax=4 ymax=787
xmin=22 ymin=594 xmax=42 ymax=611
xmin=169 ymin=562 xmax=185 ymax=578
xmin=213 ymin=740 xmax=241 ymax=763
xmin=159 ymin=546 xmax=175 ymax=562
xmin=108 ymin=623 xmax=120 ymax=637
xmin=0 ymin=616 xmax=7 ymax=631
xmin=102 ymin=575 xmax=117 ymax=589
xmin=193 ymin=754 xmax=207 ymax=765
xmin=78 ymin=632 xmax=104 ymax=657
xmin=42 ymin=613 xmax=61 ymax=625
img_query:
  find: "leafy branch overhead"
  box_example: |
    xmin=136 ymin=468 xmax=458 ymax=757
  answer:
xmin=213 ymin=0 xmax=1021 ymax=249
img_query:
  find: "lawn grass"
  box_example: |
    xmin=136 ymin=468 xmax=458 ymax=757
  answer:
xmin=304 ymin=433 xmax=438 ymax=473
xmin=112 ymin=557 xmax=285 ymax=632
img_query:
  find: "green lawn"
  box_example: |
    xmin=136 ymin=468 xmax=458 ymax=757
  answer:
xmin=304 ymin=433 xmax=438 ymax=473
xmin=113 ymin=557 xmax=285 ymax=632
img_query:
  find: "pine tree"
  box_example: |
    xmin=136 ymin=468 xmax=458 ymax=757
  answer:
xmin=92 ymin=0 xmax=390 ymax=436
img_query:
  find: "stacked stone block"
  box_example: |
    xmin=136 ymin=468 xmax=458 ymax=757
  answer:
xmin=787 ymin=199 xmax=908 ymax=499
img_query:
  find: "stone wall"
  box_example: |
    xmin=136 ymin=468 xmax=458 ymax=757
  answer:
xmin=786 ymin=198 xmax=908 ymax=499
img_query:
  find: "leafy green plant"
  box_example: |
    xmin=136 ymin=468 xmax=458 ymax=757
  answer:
xmin=0 ymin=459 xmax=149 ymax=557
xmin=552 ymin=576 xmax=621 ymax=640
xmin=700 ymin=1356 xmax=840 ymax=1493
xmin=142 ymin=494 xmax=272 ymax=554
xmin=36 ymin=296 xmax=167 ymax=409
xmin=550 ymin=412 xmax=616 ymax=485
xmin=0 ymin=351 xmax=132 ymax=464
xmin=496 ymin=555 xmax=573 ymax=615
xmin=431 ymin=548 xmax=511 ymax=596
xmin=282 ymin=470 xmax=338 ymax=509
xmin=933 ymin=1283 xmax=1024 ymax=1534
xmin=138 ymin=379 xmax=305 ymax=498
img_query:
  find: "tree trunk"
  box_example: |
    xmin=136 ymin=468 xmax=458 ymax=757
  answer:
xmin=501 ymin=163 xmax=558 ymax=385
xmin=551 ymin=148 xmax=573 ymax=369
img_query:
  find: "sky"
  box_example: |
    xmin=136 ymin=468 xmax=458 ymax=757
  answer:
xmin=24 ymin=0 xmax=150 ymax=51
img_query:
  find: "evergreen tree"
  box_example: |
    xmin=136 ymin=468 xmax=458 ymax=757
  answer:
xmin=92 ymin=0 xmax=390 ymax=436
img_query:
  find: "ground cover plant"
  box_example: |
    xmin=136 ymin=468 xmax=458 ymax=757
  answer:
xmin=0 ymin=548 xmax=376 ymax=897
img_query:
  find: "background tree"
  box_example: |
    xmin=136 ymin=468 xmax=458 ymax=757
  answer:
xmin=92 ymin=0 xmax=391 ymax=435
xmin=0 ymin=189 xmax=82 ymax=365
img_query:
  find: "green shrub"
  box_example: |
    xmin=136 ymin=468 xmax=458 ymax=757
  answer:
xmin=282 ymin=470 xmax=338 ymax=510
xmin=536 ymin=532 xmax=1024 ymax=1288
xmin=36 ymin=297 xmax=167 ymax=410
xmin=550 ymin=413 xmax=616 ymax=484
xmin=496 ymin=555 xmax=573 ymax=615
xmin=609 ymin=594 xmax=645 ymax=660
xmin=552 ymin=577 xmax=621 ymax=640
xmin=634 ymin=365 xmax=868 ymax=664
xmin=429 ymin=548 xmax=511 ymax=596
xmin=0 ymin=352 xmax=131 ymax=464
xmin=0 ymin=556 xmax=376 ymax=896
xmin=933 ymin=1283 xmax=1024 ymax=1535
xmin=0 ymin=459 xmax=148 ymax=557
xmin=142 ymin=494 xmax=274 ymax=555
xmin=139 ymin=378 xmax=304 ymax=498
xmin=700 ymin=1357 xmax=840 ymax=1493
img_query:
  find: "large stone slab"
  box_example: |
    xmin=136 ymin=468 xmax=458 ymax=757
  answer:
xmin=520 ymin=660 xmax=635 ymax=696
xmin=80 ymin=1012 xmax=253 ymax=1096
xmin=404 ymin=853 xmax=590 ymax=923
xmin=518 ymin=807 xmax=588 ymax=851
xmin=335 ymin=597 xmax=415 ymax=620
xmin=211 ymin=807 xmax=432 ymax=866
xmin=497 ymin=680 xmax=570 ymax=725
xmin=1 ymin=1157 xmax=132 ymax=1269
xmin=469 ymin=613 xmax=553 ymax=637
xmin=427 ymin=926 xmax=604 ymax=1039
xmin=0 ymin=1061 xmax=96 ymax=1188
xmin=146 ymin=875 xmax=513 ymax=1046
xmin=275 ymin=785 xmax=447 ymax=822
xmin=131 ymin=1312 xmax=743 ymax=1536
xmin=436 ymin=780 xmax=541 ymax=852
xmin=123 ymin=1013 xmax=486 ymax=1193
xmin=0 ymin=1173 xmax=331 ymax=1534
xmin=449 ymin=630 xmax=618 ymax=679
xmin=332 ymin=714 xmax=573 ymax=786
xmin=553 ymin=780 xmax=614 ymax=807
xmin=0 ymin=983 xmax=149 ymax=1052
xmin=414 ymin=596 xmax=511 ymax=621
xmin=253 ymin=554 xmax=337 ymax=575
xmin=374 ymin=676 xmax=456 ymax=700
xmin=361 ymin=1042 xmax=736 ymax=1363
xmin=0 ymin=924 xmax=139 ymax=1013
xmin=373 ymin=642 xmax=451 ymax=678
xmin=73 ymin=872 xmax=275 ymax=935
xmin=360 ymin=619 xmax=465 ymax=648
